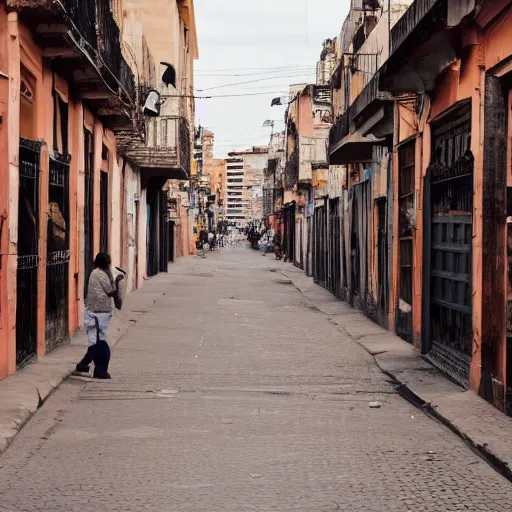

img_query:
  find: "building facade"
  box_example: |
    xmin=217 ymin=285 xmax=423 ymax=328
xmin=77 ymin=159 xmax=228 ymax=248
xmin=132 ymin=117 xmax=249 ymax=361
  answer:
xmin=224 ymin=147 xmax=268 ymax=227
xmin=191 ymin=127 xmax=225 ymax=236
xmin=265 ymin=0 xmax=512 ymax=416
xmin=0 ymin=0 xmax=197 ymax=380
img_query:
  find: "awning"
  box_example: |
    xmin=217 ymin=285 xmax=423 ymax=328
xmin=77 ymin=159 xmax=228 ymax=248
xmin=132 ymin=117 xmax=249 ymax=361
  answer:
xmin=140 ymin=166 xmax=189 ymax=181
xmin=330 ymin=131 xmax=385 ymax=165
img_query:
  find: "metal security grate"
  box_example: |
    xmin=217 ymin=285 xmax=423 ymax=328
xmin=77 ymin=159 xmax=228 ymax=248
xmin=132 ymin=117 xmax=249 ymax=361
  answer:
xmin=423 ymin=103 xmax=473 ymax=382
xmin=46 ymin=152 xmax=70 ymax=352
xmin=16 ymin=139 xmax=41 ymax=366
xmin=424 ymin=340 xmax=470 ymax=388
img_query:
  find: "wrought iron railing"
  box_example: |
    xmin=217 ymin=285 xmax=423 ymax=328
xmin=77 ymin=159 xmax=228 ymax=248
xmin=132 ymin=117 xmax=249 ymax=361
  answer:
xmin=390 ymin=0 xmax=439 ymax=55
xmin=120 ymin=57 xmax=136 ymax=104
xmin=180 ymin=118 xmax=191 ymax=176
xmin=63 ymin=0 xmax=97 ymax=51
xmin=96 ymin=0 xmax=122 ymax=86
xmin=329 ymin=110 xmax=350 ymax=148
xmin=351 ymin=71 xmax=381 ymax=121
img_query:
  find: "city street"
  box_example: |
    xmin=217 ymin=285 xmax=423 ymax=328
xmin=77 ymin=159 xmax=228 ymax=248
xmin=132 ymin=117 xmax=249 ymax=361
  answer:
xmin=1 ymin=247 xmax=512 ymax=511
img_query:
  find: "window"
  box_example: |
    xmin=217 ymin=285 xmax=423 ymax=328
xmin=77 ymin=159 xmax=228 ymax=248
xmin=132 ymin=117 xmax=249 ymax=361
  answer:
xmin=227 ymin=165 xmax=244 ymax=170
xmin=398 ymin=141 xmax=415 ymax=305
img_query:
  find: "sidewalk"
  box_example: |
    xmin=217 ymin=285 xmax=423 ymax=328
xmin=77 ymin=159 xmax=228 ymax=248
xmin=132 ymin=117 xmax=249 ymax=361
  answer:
xmin=280 ymin=264 xmax=512 ymax=480
xmin=0 ymin=271 xmax=172 ymax=455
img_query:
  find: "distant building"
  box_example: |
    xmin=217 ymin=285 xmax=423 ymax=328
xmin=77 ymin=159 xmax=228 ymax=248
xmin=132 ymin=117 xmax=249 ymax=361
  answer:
xmin=224 ymin=147 xmax=268 ymax=226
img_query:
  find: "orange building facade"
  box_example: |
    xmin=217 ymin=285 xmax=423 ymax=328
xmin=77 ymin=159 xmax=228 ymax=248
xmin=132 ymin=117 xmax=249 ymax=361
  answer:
xmin=324 ymin=0 xmax=512 ymax=414
xmin=379 ymin=0 xmax=512 ymax=413
xmin=0 ymin=0 xmax=197 ymax=380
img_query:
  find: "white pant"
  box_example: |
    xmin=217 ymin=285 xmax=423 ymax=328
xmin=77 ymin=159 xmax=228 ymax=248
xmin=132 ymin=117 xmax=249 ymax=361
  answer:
xmin=84 ymin=309 xmax=112 ymax=347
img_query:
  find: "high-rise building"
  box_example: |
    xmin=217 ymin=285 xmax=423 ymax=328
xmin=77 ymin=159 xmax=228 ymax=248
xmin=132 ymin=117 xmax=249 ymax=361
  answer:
xmin=224 ymin=147 xmax=268 ymax=226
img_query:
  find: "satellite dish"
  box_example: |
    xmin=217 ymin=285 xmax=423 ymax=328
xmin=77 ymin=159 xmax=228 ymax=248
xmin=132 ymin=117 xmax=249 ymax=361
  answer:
xmin=143 ymin=90 xmax=161 ymax=117
xmin=160 ymin=62 xmax=177 ymax=88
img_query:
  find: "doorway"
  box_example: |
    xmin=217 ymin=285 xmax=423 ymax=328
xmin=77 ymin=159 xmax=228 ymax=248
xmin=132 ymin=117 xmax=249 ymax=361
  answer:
xmin=422 ymin=104 xmax=473 ymax=387
xmin=16 ymin=138 xmax=41 ymax=366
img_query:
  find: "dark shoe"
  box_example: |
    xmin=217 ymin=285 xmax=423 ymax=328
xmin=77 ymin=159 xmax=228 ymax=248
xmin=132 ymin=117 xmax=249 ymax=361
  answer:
xmin=75 ymin=364 xmax=90 ymax=373
xmin=93 ymin=371 xmax=112 ymax=380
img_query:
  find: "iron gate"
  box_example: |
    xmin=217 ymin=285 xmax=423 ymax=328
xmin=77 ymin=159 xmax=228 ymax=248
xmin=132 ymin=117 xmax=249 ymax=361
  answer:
xmin=306 ymin=216 xmax=313 ymax=277
xmin=314 ymin=205 xmax=327 ymax=285
xmin=159 ymin=189 xmax=169 ymax=272
xmin=283 ymin=204 xmax=295 ymax=263
xmin=45 ymin=153 xmax=71 ymax=351
xmin=84 ymin=130 xmax=94 ymax=297
xmin=16 ymin=138 xmax=41 ymax=366
xmin=376 ymin=198 xmax=389 ymax=327
xmin=350 ymin=180 xmax=372 ymax=313
xmin=423 ymin=106 xmax=473 ymax=387
xmin=329 ymin=199 xmax=341 ymax=296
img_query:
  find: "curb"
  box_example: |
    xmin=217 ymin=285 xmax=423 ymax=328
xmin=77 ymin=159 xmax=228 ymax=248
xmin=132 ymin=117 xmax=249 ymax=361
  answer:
xmin=344 ymin=312 xmax=512 ymax=485
xmin=280 ymin=268 xmax=512 ymax=484
xmin=0 ymin=315 xmax=130 ymax=456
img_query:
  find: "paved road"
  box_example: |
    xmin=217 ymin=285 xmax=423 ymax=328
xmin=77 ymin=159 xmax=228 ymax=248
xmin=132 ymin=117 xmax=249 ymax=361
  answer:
xmin=1 ymin=247 xmax=511 ymax=511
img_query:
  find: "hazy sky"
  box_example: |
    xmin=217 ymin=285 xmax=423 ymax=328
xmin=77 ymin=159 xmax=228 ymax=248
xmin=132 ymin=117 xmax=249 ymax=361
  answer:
xmin=194 ymin=0 xmax=350 ymax=157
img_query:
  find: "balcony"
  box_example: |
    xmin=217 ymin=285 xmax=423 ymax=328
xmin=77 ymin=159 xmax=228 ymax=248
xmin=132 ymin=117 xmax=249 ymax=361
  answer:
xmin=389 ymin=0 xmax=440 ymax=56
xmin=380 ymin=0 xmax=475 ymax=93
xmin=351 ymin=71 xmax=392 ymax=126
xmin=329 ymin=77 xmax=388 ymax=165
xmin=329 ymin=111 xmax=350 ymax=153
xmin=117 ymin=117 xmax=191 ymax=180
xmin=9 ymin=0 xmax=137 ymax=129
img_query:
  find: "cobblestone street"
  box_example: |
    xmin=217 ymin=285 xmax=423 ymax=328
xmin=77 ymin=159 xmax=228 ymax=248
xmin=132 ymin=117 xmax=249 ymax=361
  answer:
xmin=1 ymin=247 xmax=512 ymax=511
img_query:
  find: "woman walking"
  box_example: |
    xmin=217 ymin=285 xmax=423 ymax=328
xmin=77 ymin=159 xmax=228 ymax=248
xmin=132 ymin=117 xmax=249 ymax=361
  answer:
xmin=75 ymin=253 xmax=124 ymax=379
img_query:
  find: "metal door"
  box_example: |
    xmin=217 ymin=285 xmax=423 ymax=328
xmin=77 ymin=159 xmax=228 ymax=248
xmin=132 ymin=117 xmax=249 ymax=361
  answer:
xmin=376 ymin=198 xmax=389 ymax=327
xmin=16 ymin=138 xmax=41 ymax=366
xmin=423 ymin=107 xmax=473 ymax=387
xmin=45 ymin=152 xmax=70 ymax=351
xmin=350 ymin=190 xmax=361 ymax=301
xmin=329 ymin=199 xmax=341 ymax=295
xmin=159 ymin=189 xmax=169 ymax=272
xmin=314 ymin=206 xmax=327 ymax=285
xmin=169 ymin=221 xmax=175 ymax=263
xmin=284 ymin=205 xmax=295 ymax=263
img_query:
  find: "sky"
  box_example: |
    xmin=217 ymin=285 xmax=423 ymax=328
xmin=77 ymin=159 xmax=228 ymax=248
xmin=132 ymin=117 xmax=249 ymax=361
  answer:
xmin=193 ymin=0 xmax=350 ymax=158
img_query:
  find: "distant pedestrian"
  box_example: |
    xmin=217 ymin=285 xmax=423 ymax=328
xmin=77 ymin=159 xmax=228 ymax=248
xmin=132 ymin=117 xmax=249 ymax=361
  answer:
xmin=75 ymin=253 xmax=124 ymax=379
xmin=199 ymin=229 xmax=209 ymax=257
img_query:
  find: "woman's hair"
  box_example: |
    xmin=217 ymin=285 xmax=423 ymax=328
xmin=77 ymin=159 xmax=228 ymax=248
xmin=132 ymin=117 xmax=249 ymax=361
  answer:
xmin=94 ymin=253 xmax=111 ymax=270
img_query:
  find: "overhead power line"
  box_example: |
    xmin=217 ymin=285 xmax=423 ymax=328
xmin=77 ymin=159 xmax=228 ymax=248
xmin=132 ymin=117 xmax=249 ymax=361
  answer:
xmin=196 ymin=91 xmax=291 ymax=99
xmin=196 ymin=72 xmax=316 ymax=92
xmin=195 ymin=65 xmax=315 ymax=73
xmin=195 ymin=67 xmax=314 ymax=78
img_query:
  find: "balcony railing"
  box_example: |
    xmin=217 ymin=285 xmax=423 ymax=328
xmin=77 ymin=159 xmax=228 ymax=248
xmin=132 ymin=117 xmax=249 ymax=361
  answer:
xmin=329 ymin=111 xmax=350 ymax=149
xmin=117 ymin=116 xmax=191 ymax=179
xmin=9 ymin=0 xmax=137 ymax=110
xmin=390 ymin=0 xmax=439 ymax=55
xmin=351 ymin=71 xmax=392 ymax=123
xmin=96 ymin=0 xmax=122 ymax=90
xmin=64 ymin=0 xmax=97 ymax=49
